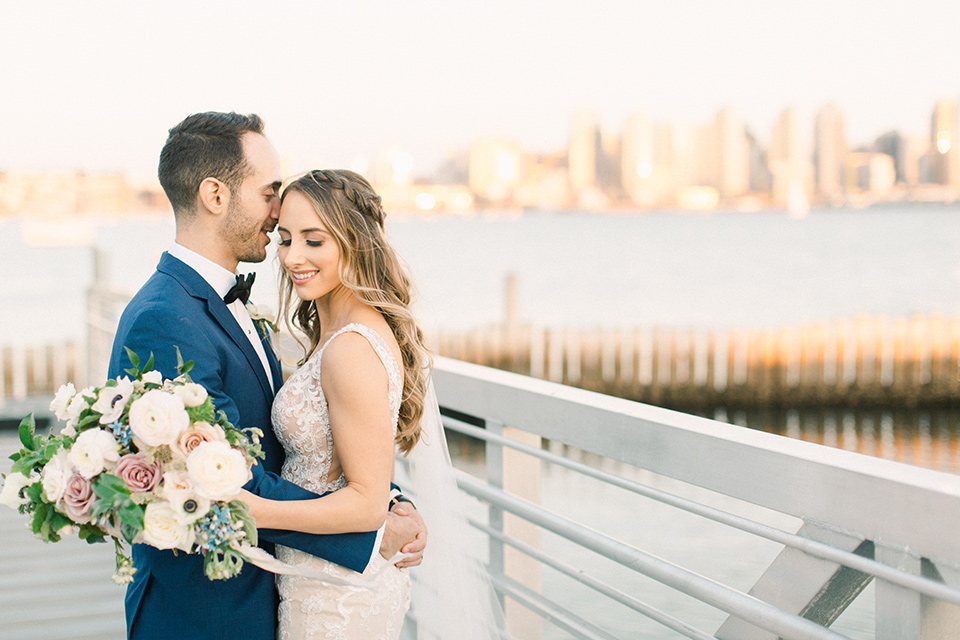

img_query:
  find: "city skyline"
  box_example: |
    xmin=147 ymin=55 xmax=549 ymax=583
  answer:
xmin=1 ymin=1 xmax=959 ymax=181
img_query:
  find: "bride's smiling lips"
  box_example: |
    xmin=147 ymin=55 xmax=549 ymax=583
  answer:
xmin=289 ymin=269 xmax=318 ymax=284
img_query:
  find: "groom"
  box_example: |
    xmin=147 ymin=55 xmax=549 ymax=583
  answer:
xmin=107 ymin=111 xmax=424 ymax=639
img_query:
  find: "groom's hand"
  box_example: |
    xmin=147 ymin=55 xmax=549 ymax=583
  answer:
xmin=379 ymin=506 xmax=426 ymax=567
xmin=391 ymin=503 xmax=426 ymax=568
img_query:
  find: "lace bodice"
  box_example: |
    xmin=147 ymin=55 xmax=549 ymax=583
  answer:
xmin=272 ymin=323 xmax=402 ymax=494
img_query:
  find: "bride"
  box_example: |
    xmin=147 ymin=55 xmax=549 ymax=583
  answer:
xmin=240 ymin=170 xmax=502 ymax=640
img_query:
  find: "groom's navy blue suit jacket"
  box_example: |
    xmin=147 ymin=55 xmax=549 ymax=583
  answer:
xmin=107 ymin=252 xmax=378 ymax=640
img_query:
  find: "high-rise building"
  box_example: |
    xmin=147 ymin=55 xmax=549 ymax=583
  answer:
xmin=769 ymin=107 xmax=811 ymax=210
xmin=568 ymin=110 xmax=602 ymax=202
xmin=930 ymin=99 xmax=960 ymax=187
xmin=814 ymin=103 xmax=847 ymax=202
xmin=846 ymin=152 xmax=896 ymax=192
xmin=621 ymin=112 xmax=676 ymax=206
xmin=468 ymin=138 xmax=522 ymax=205
xmin=874 ymin=131 xmax=907 ymax=184
xmin=711 ymin=107 xmax=749 ymax=200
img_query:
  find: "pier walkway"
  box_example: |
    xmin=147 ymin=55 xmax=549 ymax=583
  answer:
xmin=3 ymin=357 xmax=960 ymax=638
xmin=1 ymin=282 xmax=959 ymax=637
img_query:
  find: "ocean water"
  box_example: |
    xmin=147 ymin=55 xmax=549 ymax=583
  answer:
xmin=3 ymin=204 xmax=960 ymax=346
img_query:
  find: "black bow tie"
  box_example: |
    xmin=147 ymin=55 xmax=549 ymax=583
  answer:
xmin=224 ymin=272 xmax=256 ymax=305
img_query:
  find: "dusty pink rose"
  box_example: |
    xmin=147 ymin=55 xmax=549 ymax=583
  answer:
xmin=171 ymin=422 xmax=226 ymax=459
xmin=115 ymin=453 xmax=162 ymax=493
xmin=62 ymin=473 xmax=95 ymax=523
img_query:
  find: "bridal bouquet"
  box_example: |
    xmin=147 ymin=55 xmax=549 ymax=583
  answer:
xmin=0 ymin=348 xmax=263 ymax=583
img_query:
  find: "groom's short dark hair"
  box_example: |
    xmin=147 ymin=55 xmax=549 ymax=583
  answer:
xmin=158 ymin=111 xmax=265 ymax=216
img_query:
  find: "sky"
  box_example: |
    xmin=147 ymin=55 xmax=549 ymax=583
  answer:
xmin=1 ymin=0 xmax=958 ymax=181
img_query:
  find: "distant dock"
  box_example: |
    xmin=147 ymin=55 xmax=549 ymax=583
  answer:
xmin=434 ymin=314 xmax=960 ymax=410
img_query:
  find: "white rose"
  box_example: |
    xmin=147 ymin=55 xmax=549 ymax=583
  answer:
xmin=128 ymin=390 xmax=190 ymax=447
xmin=141 ymin=501 xmax=196 ymax=551
xmin=0 ymin=471 xmax=38 ymax=509
xmin=41 ymin=450 xmax=72 ymax=502
xmin=186 ymin=441 xmax=251 ymax=501
xmin=141 ymin=370 xmax=164 ymax=386
xmin=49 ymin=383 xmax=77 ymax=421
xmin=68 ymin=428 xmax=121 ymax=479
xmin=173 ymin=382 xmax=208 ymax=408
xmin=92 ymin=377 xmax=135 ymax=425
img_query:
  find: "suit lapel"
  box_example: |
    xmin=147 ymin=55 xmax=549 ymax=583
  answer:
xmin=263 ymin=334 xmax=283 ymax=394
xmin=157 ymin=253 xmax=276 ymax=403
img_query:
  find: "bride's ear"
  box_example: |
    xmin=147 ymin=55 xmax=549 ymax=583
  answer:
xmin=198 ymin=177 xmax=229 ymax=217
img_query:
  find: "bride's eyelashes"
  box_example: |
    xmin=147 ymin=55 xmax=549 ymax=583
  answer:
xmin=276 ymin=238 xmax=324 ymax=247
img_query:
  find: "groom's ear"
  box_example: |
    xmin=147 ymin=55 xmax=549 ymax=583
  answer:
xmin=198 ymin=177 xmax=229 ymax=217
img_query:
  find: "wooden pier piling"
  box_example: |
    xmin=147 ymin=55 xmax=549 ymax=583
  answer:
xmin=432 ymin=315 xmax=960 ymax=410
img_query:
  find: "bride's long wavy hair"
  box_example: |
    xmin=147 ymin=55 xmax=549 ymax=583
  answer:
xmin=278 ymin=169 xmax=431 ymax=454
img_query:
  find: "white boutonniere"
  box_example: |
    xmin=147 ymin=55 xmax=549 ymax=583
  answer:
xmin=246 ymin=303 xmax=278 ymax=340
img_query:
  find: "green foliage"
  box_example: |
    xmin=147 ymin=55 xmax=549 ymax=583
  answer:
xmin=29 ymin=497 xmax=73 ymax=543
xmin=19 ymin=414 xmax=37 ymax=451
xmin=91 ymin=474 xmax=144 ymax=543
xmin=78 ymin=523 xmax=107 ymax=544
xmin=204 ymin=546 xmax=246 ymax=580
xmin=175 ymin=346 xmax=194 ymax=377
xmin=228 ymin=499 xmax=258 ymax=547
xmin=187 ymin=401 xmax=216 ymax=424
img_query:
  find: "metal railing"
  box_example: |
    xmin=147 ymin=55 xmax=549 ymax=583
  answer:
xmin=79 ymin=286 xmax=960 ymax=638
xmin=432 ymin=357 xmax=960 ymax=639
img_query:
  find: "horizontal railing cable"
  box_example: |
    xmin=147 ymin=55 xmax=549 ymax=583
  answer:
xmin=487 ymin=573 xmax=623 ymax=640
xmin=471 ymin=519 xmax=718 ymax=640
xmin=444 ymin=415 xmax=960 ymax=607
xmin=457 ymin=473 xmax=849 ymax=640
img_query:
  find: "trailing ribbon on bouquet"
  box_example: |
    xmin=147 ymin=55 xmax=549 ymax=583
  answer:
xmin=238 ymin=543 xmax=393 ymax=588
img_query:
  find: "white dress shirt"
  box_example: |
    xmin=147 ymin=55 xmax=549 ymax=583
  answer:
xmin=167 ymin=243 xmax=274 ymax=389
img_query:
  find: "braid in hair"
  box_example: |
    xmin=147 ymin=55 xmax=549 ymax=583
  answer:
xmin=279 ymin=170 xmax=431 ymax=454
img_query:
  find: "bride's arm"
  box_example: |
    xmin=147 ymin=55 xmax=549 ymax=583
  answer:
xmin=243 ymin=333 xmax=396 ymax=534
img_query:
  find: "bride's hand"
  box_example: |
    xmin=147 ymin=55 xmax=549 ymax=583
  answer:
xmin=232 ymin=489 xmax=263 ymax=524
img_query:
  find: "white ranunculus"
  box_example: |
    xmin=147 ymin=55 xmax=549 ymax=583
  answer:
xmin=68 ymin=428 xmax=121 ymax=479
xmin=41 ymin=450 xmax=72 ymax=502
xmin=128 ymin=390 xmax=190 ymax=447
xmin=92 ymin=377 xmax=135 ymax=425
xmin=141 ymin=501 xmax=196 ymax=551
xmin=173 ymin=382 xmax=208 ymax=408
xmin=186 ymin=441 xmax=251 ymax=501
xmin=49 ymin=383 xmax=77 ymax=421
xmin=141 ymin=370 xmax=164 ymax=386
xmin=0 ymin=471 xmax=37 ymax=509
xmin=64 ymin=391 xmax=89 ymax=429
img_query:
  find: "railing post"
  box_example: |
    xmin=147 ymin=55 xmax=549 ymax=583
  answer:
xmin=875 ymin=542 xmax=922 ymax=639
xmin=493 ymin=419 xmax=543 ymax=640
xmin=920 ymin=562 xmax=960 ymax=638
xmin=485 ymin=418 xmax=505 ymax=604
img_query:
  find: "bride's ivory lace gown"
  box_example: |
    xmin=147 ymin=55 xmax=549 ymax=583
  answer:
xmin=272 ymin=323 xmax=411 ymax=640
